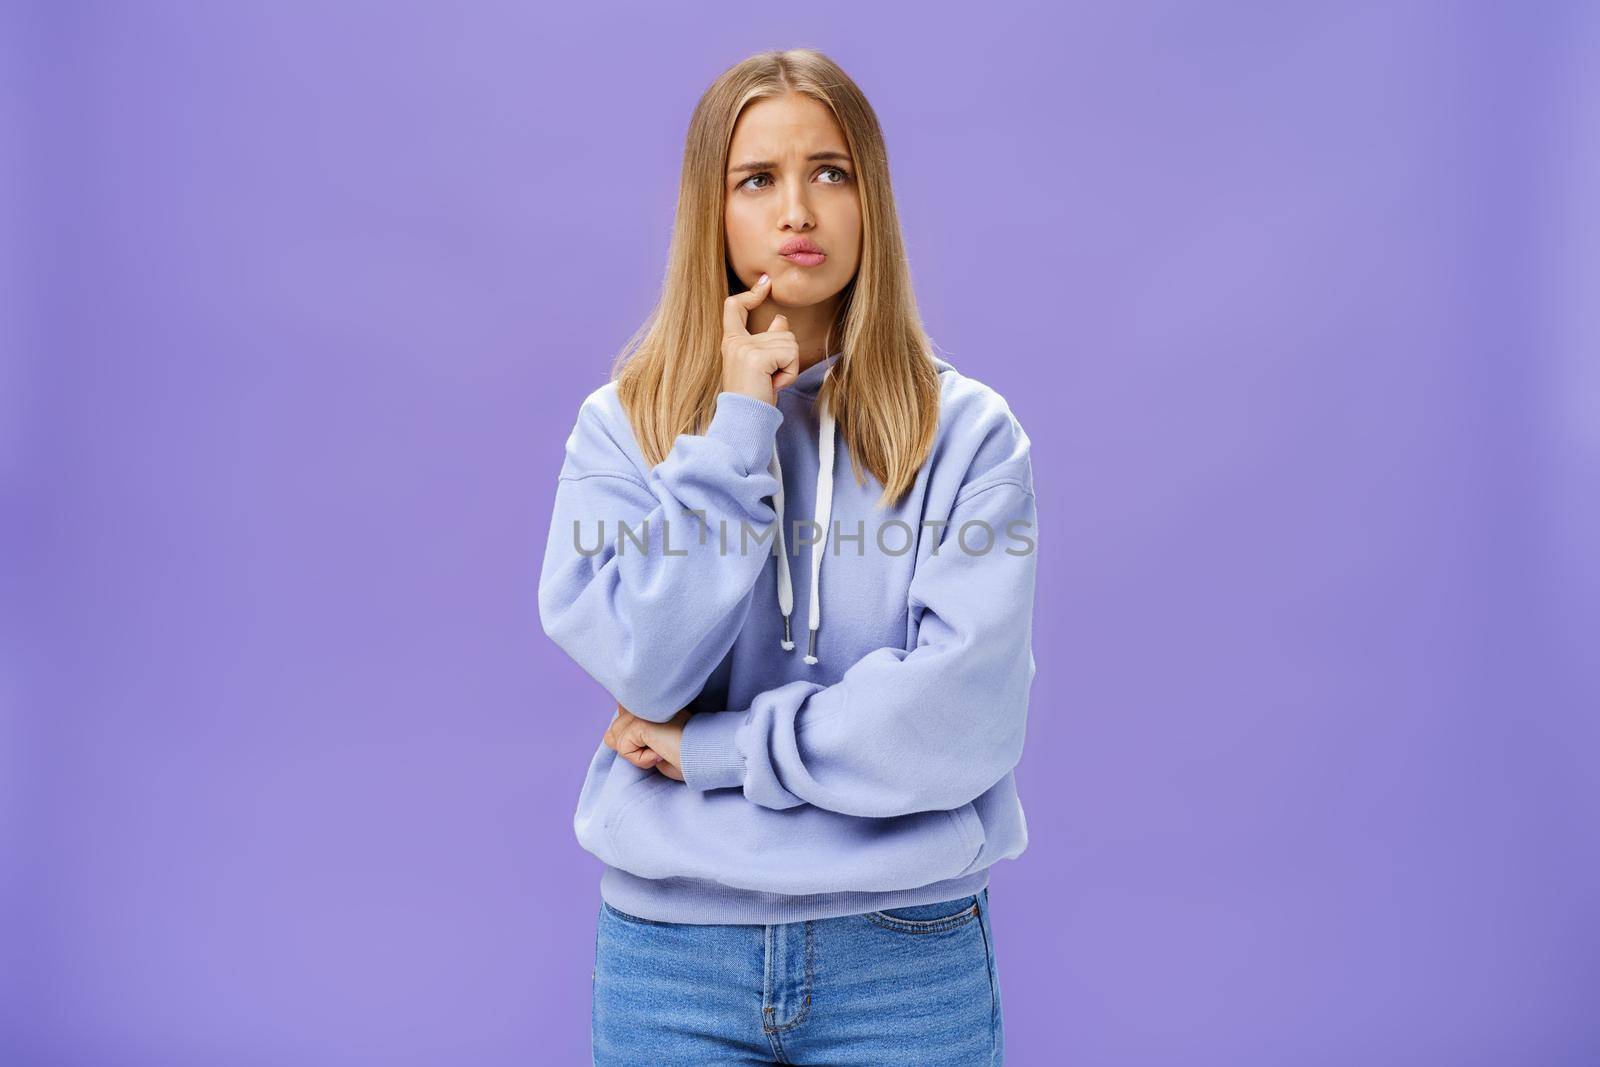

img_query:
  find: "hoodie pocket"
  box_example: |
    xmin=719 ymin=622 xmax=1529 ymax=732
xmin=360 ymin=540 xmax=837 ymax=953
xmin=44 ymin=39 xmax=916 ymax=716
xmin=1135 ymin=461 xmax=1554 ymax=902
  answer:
xmin=604 ymin=783 xmax=987 ymax=896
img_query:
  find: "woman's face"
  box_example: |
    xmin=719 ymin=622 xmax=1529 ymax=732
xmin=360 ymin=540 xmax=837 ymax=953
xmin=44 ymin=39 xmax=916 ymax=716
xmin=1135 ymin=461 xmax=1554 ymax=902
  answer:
xmin=724 ymin=92 xmax=862 ymax=309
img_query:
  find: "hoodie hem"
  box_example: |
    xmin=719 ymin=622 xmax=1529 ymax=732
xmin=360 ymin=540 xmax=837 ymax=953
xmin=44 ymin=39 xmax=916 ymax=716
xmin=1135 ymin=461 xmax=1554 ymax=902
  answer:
xmin=598 ymin=864 xmax=993 ymax=926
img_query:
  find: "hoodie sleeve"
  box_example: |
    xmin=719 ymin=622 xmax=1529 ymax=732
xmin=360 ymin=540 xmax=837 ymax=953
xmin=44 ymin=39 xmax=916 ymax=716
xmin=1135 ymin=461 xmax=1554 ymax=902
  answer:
xmin=537 ymin=389 xmax=783 ymax=723
xmin=675 ymin=444 xmax=1038 ymax=817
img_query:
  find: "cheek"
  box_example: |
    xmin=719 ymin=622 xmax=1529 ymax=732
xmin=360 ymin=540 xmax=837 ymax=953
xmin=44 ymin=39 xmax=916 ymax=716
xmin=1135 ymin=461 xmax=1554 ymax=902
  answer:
xmin=832 ymin=204 xmax=862 ymax=260
xmin=833 ymin=221 xmax=863 ymax=272
xmin=725 ymin=203 xmax=761 ymax=252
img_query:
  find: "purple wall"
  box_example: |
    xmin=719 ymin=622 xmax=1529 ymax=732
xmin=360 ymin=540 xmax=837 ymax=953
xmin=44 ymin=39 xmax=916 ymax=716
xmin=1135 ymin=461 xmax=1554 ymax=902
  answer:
xmin=5 ymin=2 xmax=1597 ymax=1064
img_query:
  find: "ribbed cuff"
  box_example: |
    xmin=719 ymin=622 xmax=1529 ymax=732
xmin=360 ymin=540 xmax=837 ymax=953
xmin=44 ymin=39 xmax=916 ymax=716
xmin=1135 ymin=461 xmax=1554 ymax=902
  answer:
xmin=678 ymin=710 xmax=747 ymax=793
xmin=706 ymin=392 xmax=784 ymax=474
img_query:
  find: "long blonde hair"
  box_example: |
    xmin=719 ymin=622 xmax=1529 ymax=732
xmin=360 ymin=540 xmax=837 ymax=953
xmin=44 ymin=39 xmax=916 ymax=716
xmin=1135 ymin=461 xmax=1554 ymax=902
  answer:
xmin=610 ymin=48 xmax=941 ymax=509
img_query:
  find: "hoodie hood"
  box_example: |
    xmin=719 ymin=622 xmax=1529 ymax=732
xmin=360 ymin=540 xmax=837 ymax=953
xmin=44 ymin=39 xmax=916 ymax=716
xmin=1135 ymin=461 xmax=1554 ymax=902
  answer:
xmin=790 ymin=350 xmax=842 ymax=396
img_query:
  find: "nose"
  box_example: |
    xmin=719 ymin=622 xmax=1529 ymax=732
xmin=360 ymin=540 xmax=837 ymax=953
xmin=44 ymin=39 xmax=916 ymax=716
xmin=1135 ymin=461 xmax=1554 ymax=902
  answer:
xmin=778 ymin=175 xmax=814 ymax=232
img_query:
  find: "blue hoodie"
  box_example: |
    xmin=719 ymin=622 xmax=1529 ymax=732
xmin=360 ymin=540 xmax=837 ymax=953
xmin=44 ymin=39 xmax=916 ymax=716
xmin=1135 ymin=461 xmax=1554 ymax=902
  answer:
xmin=538 ymin=351 xmax=1037 ymax=924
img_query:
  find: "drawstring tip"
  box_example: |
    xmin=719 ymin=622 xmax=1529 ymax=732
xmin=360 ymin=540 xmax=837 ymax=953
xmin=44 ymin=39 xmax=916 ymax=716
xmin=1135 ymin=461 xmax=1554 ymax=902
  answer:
xmin=780 ymin=615 xmax=793 ymax=651
xmin=781 ymin=640 xmax=795 ymax=651
xmin=803 ymin=654 xmax=818 ymax=665
xmin=804 ymin=630 xmax=818 ymax=665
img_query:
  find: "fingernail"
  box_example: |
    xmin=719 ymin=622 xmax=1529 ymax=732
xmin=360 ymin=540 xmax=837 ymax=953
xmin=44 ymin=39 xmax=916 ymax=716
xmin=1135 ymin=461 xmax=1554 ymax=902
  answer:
xmin=757 ymin=273 xmax=768 ymax=285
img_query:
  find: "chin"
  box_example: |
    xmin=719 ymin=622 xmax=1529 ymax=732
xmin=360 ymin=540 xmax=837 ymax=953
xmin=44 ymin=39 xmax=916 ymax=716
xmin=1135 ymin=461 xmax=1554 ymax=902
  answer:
xmin=775 ymin=275 xmax=845 ymax=307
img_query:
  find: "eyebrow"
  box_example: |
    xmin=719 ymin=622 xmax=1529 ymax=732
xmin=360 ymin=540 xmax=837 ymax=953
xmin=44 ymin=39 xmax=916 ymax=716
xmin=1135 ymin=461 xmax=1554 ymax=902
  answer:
xmin=729 ymin=151 xmax=854 ymax=176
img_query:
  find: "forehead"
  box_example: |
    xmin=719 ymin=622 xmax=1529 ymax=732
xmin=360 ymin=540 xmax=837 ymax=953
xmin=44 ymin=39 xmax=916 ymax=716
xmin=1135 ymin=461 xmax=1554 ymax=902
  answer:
xmin=728 ymin=93 xmax=847 ymax=155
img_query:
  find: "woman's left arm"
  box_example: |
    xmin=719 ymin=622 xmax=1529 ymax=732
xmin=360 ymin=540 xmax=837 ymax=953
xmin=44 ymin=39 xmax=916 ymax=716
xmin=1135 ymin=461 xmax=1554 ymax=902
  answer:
xmin=671 ymin=465 xmax=1039 ymax=819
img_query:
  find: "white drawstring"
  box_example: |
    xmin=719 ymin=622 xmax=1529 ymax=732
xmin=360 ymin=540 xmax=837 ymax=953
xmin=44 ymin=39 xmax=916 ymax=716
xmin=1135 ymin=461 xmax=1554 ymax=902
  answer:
xmin=768 ymin=373 xmax=836 ymax=666
xmin=770 ymin=446 xmax=794 ymax=650
xmin=808 ymin=393 xmax=835 ymax=664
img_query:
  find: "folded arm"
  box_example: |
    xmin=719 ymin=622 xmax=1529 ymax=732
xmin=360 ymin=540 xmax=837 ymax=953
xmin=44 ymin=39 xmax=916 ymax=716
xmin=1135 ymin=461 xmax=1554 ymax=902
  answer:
xmin=538 ymin=390 xmax=783 ymax=722
xmin=676 ymin=465 xmax=1038 ymax=816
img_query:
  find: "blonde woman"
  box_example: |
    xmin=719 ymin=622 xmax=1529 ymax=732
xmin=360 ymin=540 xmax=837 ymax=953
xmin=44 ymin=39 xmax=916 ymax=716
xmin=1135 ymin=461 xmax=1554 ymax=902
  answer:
xmin=539 ymin=48 xmax=1037 ymax=1066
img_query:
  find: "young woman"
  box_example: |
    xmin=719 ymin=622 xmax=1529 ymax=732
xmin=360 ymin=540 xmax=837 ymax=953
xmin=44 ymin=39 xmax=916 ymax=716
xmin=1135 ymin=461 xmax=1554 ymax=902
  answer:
xmin=538 ymin=48 xmax=1037 ymax=1066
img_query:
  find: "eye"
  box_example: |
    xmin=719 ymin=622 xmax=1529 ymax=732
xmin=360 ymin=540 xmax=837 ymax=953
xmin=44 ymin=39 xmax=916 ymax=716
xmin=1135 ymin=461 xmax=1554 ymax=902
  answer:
xmin=737 ymin=166 xmax=853 ymax=192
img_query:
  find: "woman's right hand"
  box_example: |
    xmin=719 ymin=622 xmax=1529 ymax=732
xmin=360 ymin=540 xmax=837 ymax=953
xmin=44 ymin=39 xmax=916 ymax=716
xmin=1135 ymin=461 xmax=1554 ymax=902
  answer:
xmin=721 ymin=273 xmax=799 ymax=405
xmin=605 ymin=704 xmax=688 ymax=781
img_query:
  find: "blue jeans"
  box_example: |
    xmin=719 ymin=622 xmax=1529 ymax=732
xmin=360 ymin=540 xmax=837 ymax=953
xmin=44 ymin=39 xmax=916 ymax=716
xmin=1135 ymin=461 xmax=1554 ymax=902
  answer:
xmin=592 ymin=887 xmax=1003 ymax=1065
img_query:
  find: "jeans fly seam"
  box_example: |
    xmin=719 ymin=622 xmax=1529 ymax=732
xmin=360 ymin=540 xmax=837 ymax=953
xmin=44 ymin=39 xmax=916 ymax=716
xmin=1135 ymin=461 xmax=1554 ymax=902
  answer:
xmin=763 ymin=921 xmax=814 ymax=1035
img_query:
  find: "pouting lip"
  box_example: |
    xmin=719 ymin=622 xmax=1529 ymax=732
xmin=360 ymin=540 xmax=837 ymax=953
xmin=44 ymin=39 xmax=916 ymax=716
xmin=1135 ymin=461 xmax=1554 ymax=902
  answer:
xmin=779 ymin=237 xmax=824 ymax=256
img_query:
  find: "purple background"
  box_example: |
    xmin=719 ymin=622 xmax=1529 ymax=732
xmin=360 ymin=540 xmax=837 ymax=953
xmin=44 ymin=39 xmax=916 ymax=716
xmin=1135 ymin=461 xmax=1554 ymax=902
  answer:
xmin=5 ymin=2 xmax=1598 ymax=1064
